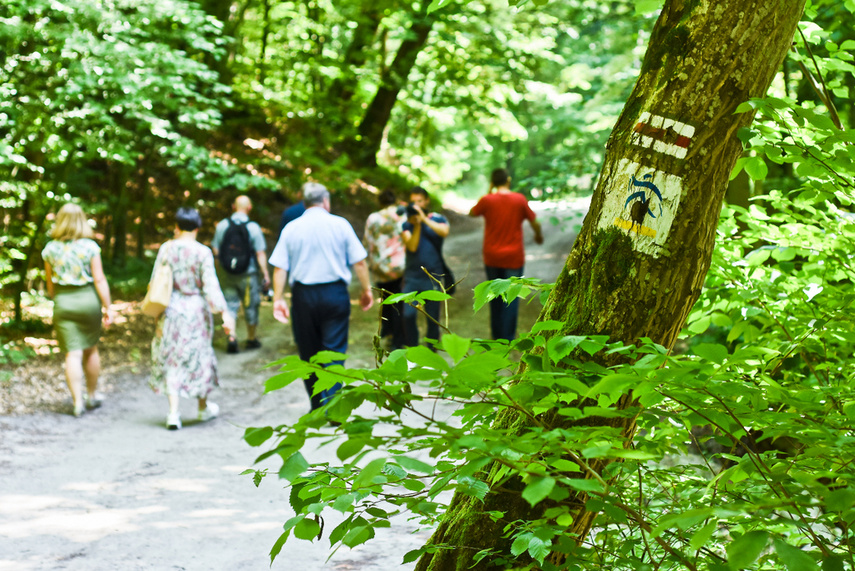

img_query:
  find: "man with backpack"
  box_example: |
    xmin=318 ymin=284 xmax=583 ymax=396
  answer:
xmin=212 ymin=196 xmax=271 ymax=353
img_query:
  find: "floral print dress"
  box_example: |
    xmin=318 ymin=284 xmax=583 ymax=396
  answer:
xmin=149 ymin=239 xmax=227 ymax=398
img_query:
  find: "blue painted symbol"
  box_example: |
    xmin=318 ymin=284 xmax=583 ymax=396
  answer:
xmin=625 ymin=174 xmax=663 ymax=230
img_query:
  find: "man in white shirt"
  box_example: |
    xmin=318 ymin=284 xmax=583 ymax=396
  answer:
xmin=268 ymin=182 xmax=373 ymax=411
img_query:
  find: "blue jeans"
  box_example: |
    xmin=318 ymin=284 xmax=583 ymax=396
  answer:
xmin=402 ymin=274 xmax=441 ymax=348
xmin=290 ymin=281 xmax=350 ymax=410
xmin=485 ymin=266 xmax=523 ymax=341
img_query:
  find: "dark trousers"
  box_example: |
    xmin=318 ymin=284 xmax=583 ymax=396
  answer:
xmin=485 ymin=266 xmax=524 ymax=341
xmin=290 ymin=281 xmax=350 ymax=410
xmin=402 ymin=275 xmax=441 ymax=348
xmin=376 ymin=277 xmax=405 ymax=350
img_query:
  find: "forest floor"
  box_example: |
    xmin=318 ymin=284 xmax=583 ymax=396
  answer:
xmin=0 ymin=197 xmax=587 ymax=571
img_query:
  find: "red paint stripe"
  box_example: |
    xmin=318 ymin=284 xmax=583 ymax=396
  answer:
xmin=634 ymin=122 xmax=693 ymax=148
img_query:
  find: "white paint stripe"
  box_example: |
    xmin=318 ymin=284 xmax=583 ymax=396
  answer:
xmin=652 ymin=139 xmax=687 ymax=159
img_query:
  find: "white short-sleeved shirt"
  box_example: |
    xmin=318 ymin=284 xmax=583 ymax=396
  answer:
xmin=211 ymin=212 xmax=266 ymax=274
xmin=269 ymin=207 xmax=367 ymax=286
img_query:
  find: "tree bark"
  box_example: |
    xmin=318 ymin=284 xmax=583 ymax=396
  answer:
xmin=415 ymin=1 xmax=806 ymax=569
xmin=348 ymin=9 xmax=436 ymax=166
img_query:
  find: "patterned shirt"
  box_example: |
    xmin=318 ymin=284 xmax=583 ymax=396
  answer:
xmin=364 ymin=205 xmax=405 ymax=282
xmin=42 ymin=239 xmax=100 ymax=285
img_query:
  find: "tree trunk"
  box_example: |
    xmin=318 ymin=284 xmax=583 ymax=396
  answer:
xmin=257 ymin=0 xmax=273 ymax=83
xmin=415 ymin=1 xmax=806 ymax=569
xmin=348 ymin=9 xmax=436 ymax=166
xmin=110 ymin=166 xmax=129 ymax=268
xmin=329 ymin=6 xmax=385 ymax=106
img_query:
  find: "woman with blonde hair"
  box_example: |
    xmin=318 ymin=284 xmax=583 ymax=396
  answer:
xmin=149 ymin=207 xmax=235 ymax=430
xmin=42 ymin=203 xmax=115 ymax=417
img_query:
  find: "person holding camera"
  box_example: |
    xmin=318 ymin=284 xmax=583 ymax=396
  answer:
xmin=364 ymin=189 xmax=407 ymax=351
xmin=400 ymin=186 xmax=450 ymax=348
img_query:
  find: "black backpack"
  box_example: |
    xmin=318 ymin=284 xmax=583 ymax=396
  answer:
xmin=218 ymin=218 xmax=253 ymax=274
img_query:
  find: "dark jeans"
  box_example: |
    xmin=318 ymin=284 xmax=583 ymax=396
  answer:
xmin=402 ymin=274 xmax=441 ymax=348
xmin=290 ymin=281 xmax=350 ymax=410
xmin=376 ymin=277 xmax=405 ymax=350
xmin=485 ymin=266 xmax=524 ymax=341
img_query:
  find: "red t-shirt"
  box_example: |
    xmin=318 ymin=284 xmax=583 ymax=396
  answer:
xmin=470 ymin=191 xmax=537 ymax=269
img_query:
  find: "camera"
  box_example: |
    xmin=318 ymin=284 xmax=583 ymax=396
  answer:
xmin=397 ymin=203 xmax=419 ymax=218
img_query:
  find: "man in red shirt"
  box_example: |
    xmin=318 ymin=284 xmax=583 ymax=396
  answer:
xmin=469 ymin=168 xmax=543 ymax=340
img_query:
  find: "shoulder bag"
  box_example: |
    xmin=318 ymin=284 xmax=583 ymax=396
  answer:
xmin=141 ymin=242 xmax=173 ymax=318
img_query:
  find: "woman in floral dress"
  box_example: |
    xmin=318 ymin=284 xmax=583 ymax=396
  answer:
xmin=149 ymin=207 xmax=235 ymax=430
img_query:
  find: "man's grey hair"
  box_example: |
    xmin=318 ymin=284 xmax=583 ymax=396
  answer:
xmin=302 ymin=182 xmax=329 ymax=207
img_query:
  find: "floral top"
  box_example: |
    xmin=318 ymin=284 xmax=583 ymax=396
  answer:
xmin=42 ymin=239 xmax=100 ymax=285
xmin=364 ymin=205 xmax=406 ymax=282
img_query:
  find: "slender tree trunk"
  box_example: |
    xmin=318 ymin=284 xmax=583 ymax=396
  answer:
xmin=258 ymin=0 xmax=273 ymax=83
xmin=329 ymin=6 xmax=384 ymax=105
xmin=110 ymin=166 xmax=129 ymax=268
xmin=348 ymin=9 xmax=436 ymax=166
xmin=415 ymin=1 xmax=806 ymax=569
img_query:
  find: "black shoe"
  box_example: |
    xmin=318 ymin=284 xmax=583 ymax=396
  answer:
xmin=245 ymin=339 xmax=262 ymax=350
xmin=227 ymin=338 xmax=239 ymax=354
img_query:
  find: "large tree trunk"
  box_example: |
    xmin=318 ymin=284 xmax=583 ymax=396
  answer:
xmin=415 ymin=1 xmax=806 ymax=569
xmin=348 ymin=9 xmax=436 ymax=166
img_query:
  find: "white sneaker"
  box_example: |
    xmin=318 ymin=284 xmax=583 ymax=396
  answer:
xmin=166 ymin=412 xmax=182 ymax=430
xmin=198 ymin=402 xmax=219 ymax=422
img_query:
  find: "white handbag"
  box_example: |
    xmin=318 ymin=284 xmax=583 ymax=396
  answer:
xmin=141 ymin=243 xmax=173 ymax=318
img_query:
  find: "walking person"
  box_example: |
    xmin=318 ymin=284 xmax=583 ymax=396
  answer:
xmin=400 ymin=186 xmax=450 ymax=348
xmin=211 ymin=195 xmax=270 ymax=353
xmin=364 ymin=189 xmax=406 ymax=351
xmin=149 ymin=207 xmax=236 ymax=430
xmin=269 ymin=182 xmax=373 ymax=411
xmin=42 ymin=203 xmax=116 ymax=417
xmin=469 ymin=168 xmax=543 ymax=340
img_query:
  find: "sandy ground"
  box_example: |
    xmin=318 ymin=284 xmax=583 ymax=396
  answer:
xmin=0 ymin=198 xmax=587 ymax=571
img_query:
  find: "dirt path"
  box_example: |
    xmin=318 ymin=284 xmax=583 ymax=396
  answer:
xmin=0 ymin=198 xmax=587 ymax=571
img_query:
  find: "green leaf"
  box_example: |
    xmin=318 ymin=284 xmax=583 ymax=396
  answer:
xmin=745 ymin=156 xmax=769 ymax=180
xmin=244 ymin=426 xmax=273 ymax=447
xmin=269 ymin=530 xmax=290 ymax=563
xmin=403 ymin=548 xmax=427 ymax=564
xmin=396 ymin=456 xmax=434 ymax=474
xmin=332 ymin=493 xmax=355 ymax=513
xmin=693 ymin=343 xmax=729 ymax=363
xmin=774 ymin=538 xmax=819 ymax=571
xmin=633 ymin=0 xmax=662 ymax=14
xmin=688 ymin=315 xmax=711 ymax=334
xmin=822 ymin=555 xmax=845 ymax=571
xmin=690 ymin=520 xmax=717 ymax=551
xmin=337 ymin=438 xmax=368 ymax=461
xmin=521 ymin=477 xmax=555 ymax=506
xmin=727 ymin=530 xmax=768 ymax=569
xmin=427 ymin=0 xmax=455 ymax=14
xmin=342 ymin=525 xmax=374 ymax=548
xmin=279 ymin=452 xmax=309 ymax=482
xmin=441 ymin=334 xmax=471 ymax=363
xmin=406 ymin=345 xmax=449 ymax=371
xmin=294 ymin=517 xmax=321 ymax=541
xmin=354 ymin=458 xmax=388 ymax=488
